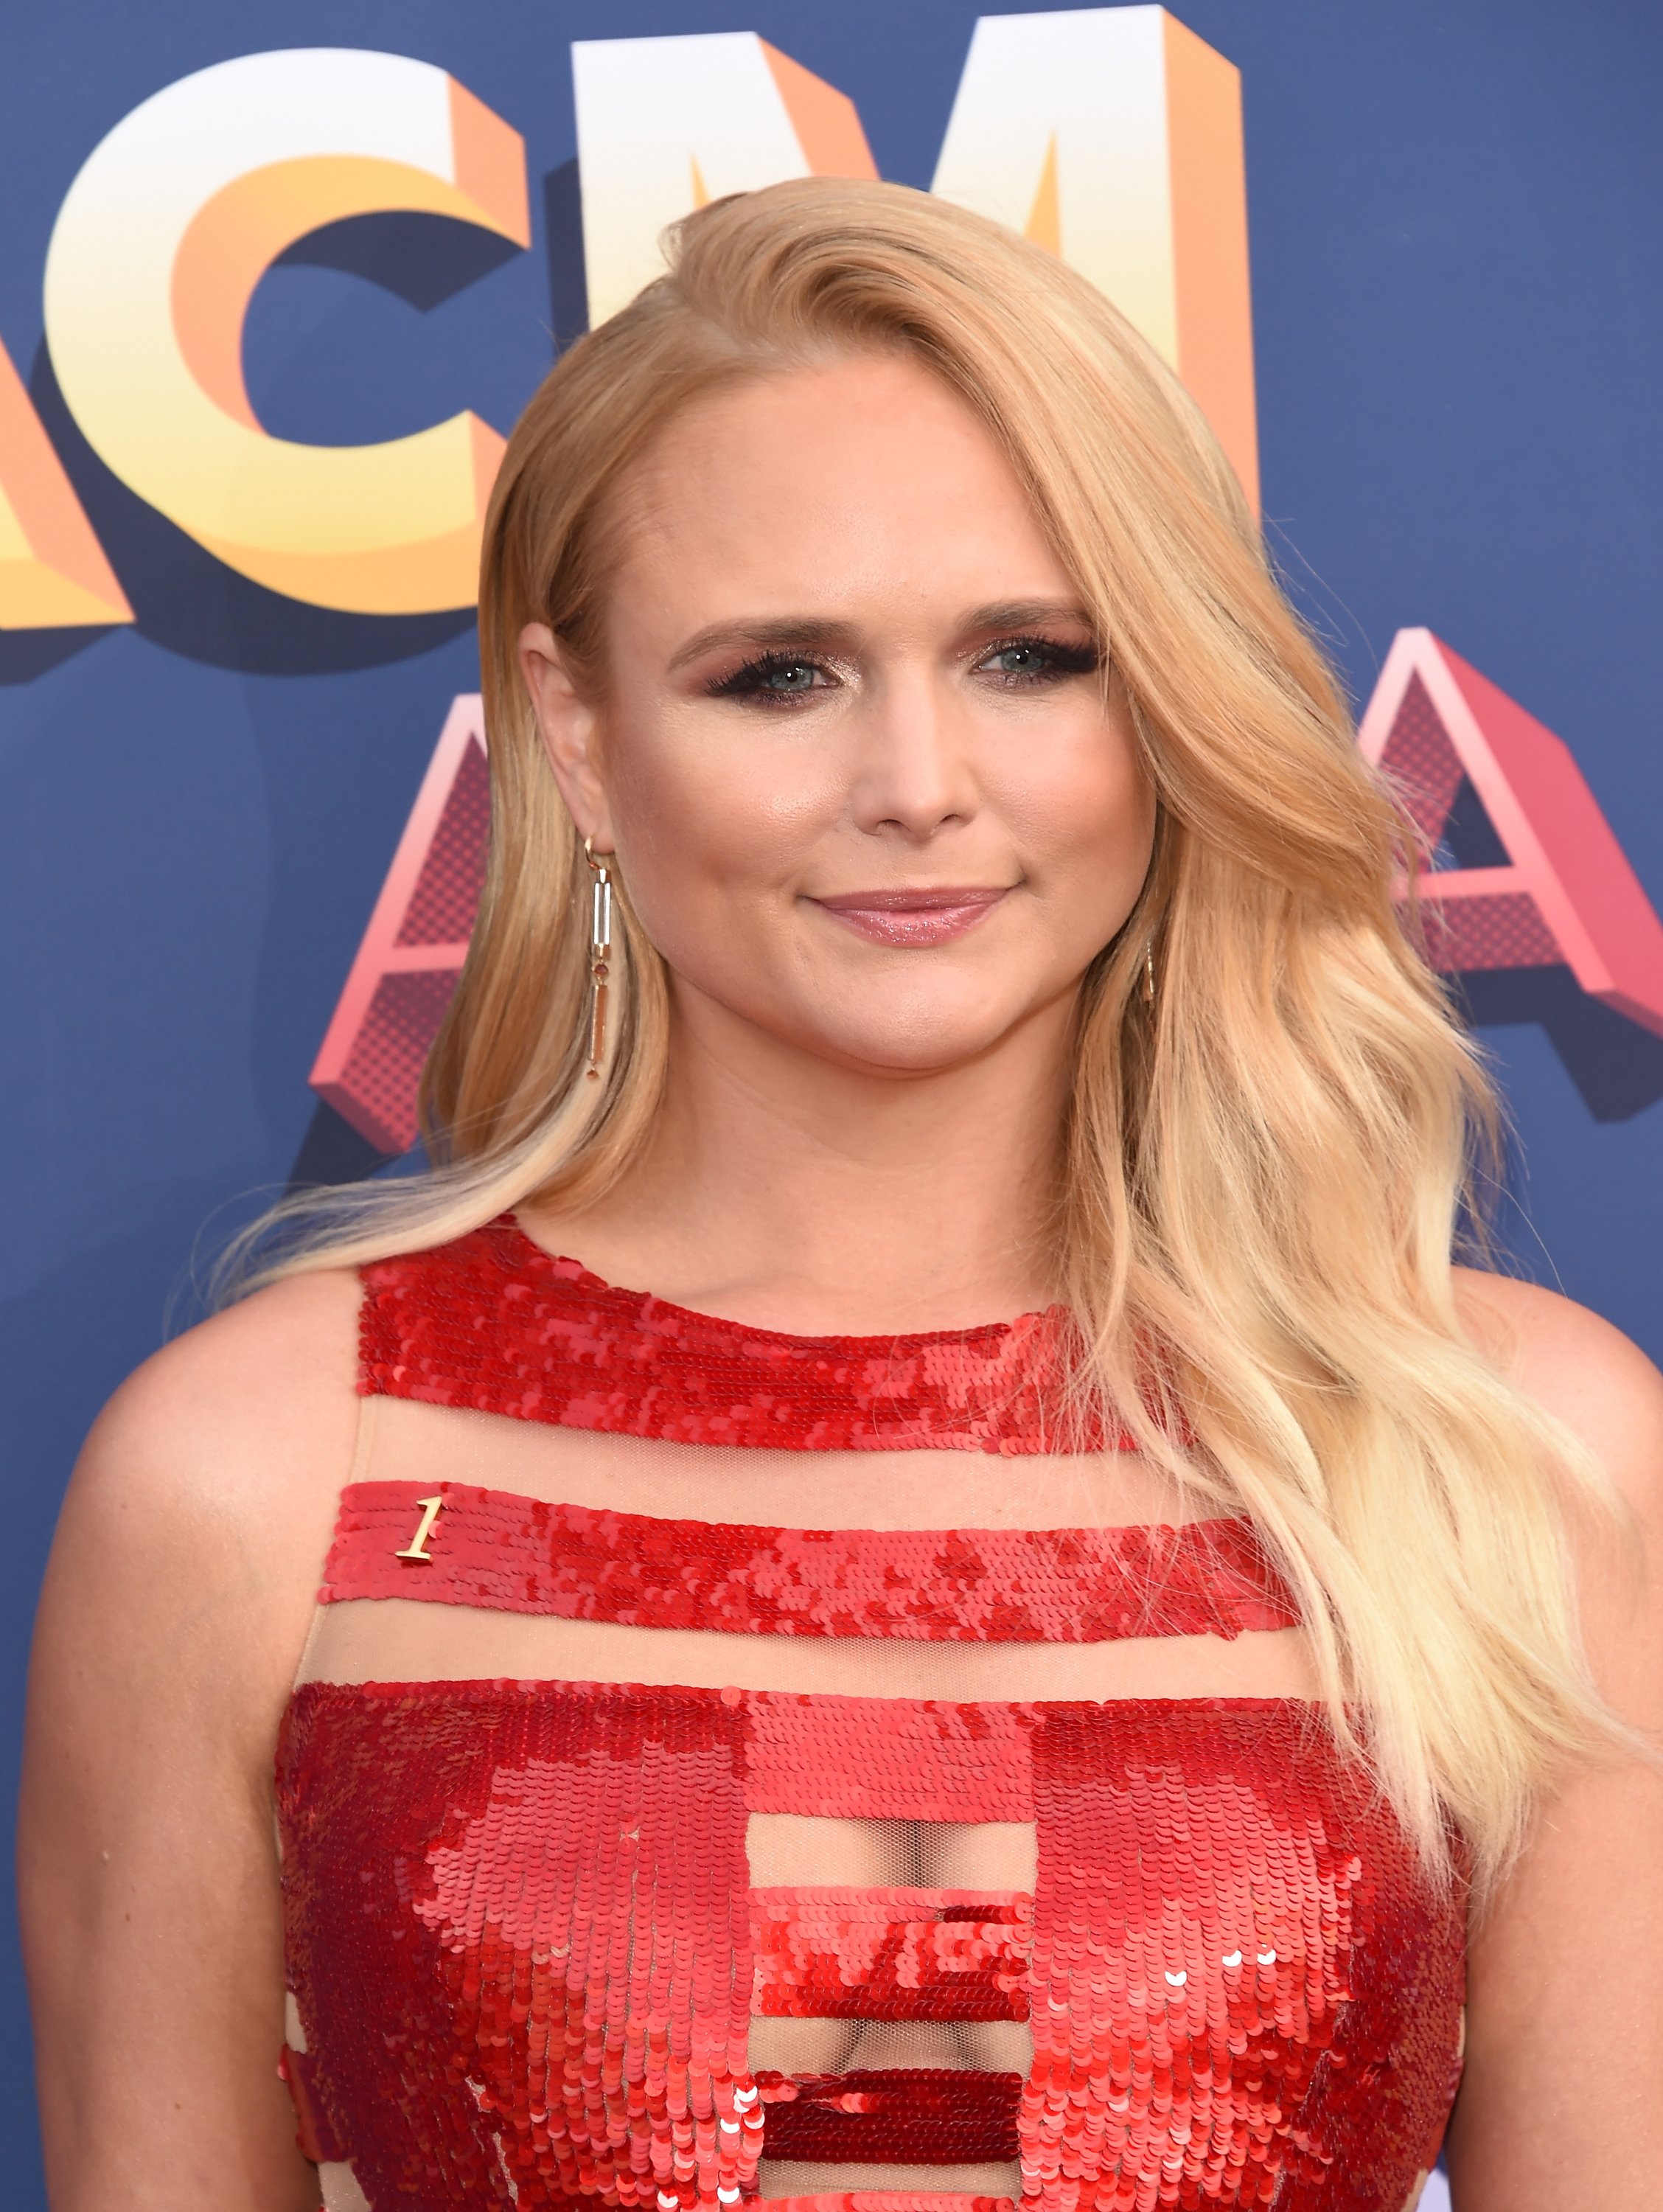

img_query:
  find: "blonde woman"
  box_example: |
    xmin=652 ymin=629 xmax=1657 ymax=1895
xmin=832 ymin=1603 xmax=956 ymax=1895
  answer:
xmin=20 ymin=181 xmax=1662 ymax=2212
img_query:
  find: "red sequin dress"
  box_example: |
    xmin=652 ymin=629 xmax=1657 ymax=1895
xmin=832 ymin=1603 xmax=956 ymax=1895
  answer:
xmin=276 ymin=1217 xmax=1463 ymax=2212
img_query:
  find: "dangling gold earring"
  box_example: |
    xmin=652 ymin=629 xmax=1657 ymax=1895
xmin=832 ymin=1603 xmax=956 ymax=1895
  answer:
xmin=584 ymin=837 xmax=612 ymax=1081
xmin=1143 ymin=936 xmax=1157 ymax=1003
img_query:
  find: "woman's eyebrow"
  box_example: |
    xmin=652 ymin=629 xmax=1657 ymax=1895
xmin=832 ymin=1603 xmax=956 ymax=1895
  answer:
xmin=669 ymin=600 xmax=1095 ymax=674
xmin=668 ymin=616 xmax=860 ymax=672
xmin=961 ymin=599 xmax=1095 ymax=634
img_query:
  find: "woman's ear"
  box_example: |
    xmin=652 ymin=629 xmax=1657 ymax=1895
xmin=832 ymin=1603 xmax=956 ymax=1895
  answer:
xmin=519 ymin=622 xmax=616 ymax=849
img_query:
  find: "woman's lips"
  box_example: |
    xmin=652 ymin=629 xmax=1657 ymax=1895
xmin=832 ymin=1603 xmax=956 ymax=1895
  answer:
xmin=811 ymin=886 xmax=1009 ymax=947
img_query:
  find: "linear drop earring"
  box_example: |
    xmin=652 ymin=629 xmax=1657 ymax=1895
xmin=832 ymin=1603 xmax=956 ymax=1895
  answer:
xmin=1143 ymin=936 xmax=1157 ymax=1003
xmin=584 ymin=837 xmax=612 ymax=1081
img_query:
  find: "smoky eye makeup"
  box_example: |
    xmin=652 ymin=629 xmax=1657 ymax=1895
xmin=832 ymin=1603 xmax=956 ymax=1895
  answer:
xmin=705 ymin=633 xmax=1101 ymax=708
xmin=705 ymin=650 xmax=842 ymax=705
xmin=972 ymin=634 xmax=1101 ymax=686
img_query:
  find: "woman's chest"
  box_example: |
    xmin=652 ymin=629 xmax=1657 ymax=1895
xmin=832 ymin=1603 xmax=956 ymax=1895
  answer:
xmin=278 ymin=1680 xmax=1462 ymax=2212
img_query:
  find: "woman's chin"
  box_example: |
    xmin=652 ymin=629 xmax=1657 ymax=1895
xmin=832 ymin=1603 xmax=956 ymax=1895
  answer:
xmin=674 ymin=960 xmax=1073 ymax=1080
xmin=779 ymin=1005 xmax=1038 ymax=1080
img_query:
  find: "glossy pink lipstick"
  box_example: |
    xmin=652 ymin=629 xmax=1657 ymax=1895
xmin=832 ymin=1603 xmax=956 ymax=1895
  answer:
xmin=811 ymin=886 xmax=1008 ymax=947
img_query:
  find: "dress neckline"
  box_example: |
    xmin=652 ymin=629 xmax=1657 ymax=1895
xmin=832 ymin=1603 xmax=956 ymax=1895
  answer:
xmin=501 ymin=1214 xmax=1069 ymax=1354
xmin=358 ymin=1213 xmax=1117 ymax=1455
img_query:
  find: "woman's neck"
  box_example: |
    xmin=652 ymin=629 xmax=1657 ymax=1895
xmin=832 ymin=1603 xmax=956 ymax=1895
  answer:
xmin=520 ymin=981 xmax=1076 ymax=1335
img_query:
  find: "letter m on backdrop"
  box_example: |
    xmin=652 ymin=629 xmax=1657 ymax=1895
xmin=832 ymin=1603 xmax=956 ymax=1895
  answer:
xmin=1360 ymin=630 xmax=1663 ymax=1113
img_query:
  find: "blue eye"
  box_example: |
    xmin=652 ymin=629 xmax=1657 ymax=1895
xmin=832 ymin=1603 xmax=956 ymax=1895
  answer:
xmin=978 ymin=636 xmax=1101 ymax=685
xmin=760 ymin=659 xmax=818 ymax=692
xmin=709 ymin=651 xmax=831 ymax=703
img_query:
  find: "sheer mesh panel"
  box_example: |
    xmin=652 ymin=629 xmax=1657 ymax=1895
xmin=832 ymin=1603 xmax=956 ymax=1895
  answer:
xmin=353 ymin=1395 xmax=1197 ymax=1530
xmin=299 ymin=1601 xmax=1314 ymax=1700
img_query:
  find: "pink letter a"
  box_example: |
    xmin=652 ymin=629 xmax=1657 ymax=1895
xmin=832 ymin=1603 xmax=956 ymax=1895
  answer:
xmin=1359 ymin=629 xmax=1663 ymax=1038
xmin=309 ymin=695 xmax=489 ymax=1154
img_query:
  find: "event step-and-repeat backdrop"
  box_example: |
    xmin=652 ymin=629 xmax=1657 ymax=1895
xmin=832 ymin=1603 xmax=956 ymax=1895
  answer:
xmin=3 ymin=2 xmax=1659 ymax=2199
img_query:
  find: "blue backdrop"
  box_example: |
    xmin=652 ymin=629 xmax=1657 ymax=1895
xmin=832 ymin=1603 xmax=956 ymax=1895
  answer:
xmin=3 ymin=2 xmax=1660 ymax=2197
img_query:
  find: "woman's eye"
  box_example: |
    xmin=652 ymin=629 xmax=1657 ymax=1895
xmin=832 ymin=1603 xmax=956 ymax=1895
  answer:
xmin=710 ymin=653 xmax=832 ymax=703
xmin=977 ymin=636 xmax=1100 ymax=685
xmin=761 ymin=659 xmax=820 ymax=693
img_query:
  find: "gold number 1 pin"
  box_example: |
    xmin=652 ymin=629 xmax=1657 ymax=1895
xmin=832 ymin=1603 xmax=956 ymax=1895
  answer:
xmin=396 ymin=1494 xmax=445 ymax=1562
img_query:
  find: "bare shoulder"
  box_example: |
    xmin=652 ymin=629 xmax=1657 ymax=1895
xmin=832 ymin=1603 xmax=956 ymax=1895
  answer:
xmin=76 ymin=1264 xmax=361 ymax=1518
xmin=1451 ymin=1264 xmax=1663 ymax=1522
xmin=45 ymin=1265 xmax=365 ymax=1691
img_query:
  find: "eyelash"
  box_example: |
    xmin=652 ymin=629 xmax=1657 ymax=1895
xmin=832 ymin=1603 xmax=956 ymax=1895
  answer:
xmin=706 ymin=634 xmax=1101 ymax=706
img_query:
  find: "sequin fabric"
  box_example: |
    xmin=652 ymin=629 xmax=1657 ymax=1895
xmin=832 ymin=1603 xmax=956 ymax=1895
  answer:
xmin=276 ymin=1228 xmax=1466 ymax=2211
xmin=279 ymin=1687 xmax=1462 ymax=2211
xmin=358 ymin=1216 xmax=1127 ymax=1453
xmin=321 ymin=1482 xmax=1300 ymax=1641
xmin=749 ymin=1888 xmax=1031 ymax=2020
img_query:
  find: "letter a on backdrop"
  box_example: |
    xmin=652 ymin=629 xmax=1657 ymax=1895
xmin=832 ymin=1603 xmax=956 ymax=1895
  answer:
xmin=310 ymin=697 xmax=490 ymax=1153
xmin=0 ymin=335 xmax=131 ymax=627
xmin=1360 ymin=629 xmax=1663 ymax=1036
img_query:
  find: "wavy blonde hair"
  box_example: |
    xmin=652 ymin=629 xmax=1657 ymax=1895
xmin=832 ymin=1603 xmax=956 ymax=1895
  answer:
xmin=229 ymin=178 xmax=1618 ymax=1896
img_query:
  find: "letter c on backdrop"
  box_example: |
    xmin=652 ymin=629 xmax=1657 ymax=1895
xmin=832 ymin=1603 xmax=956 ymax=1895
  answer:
xmin=42 ymin=49 xmax=529 ymax=614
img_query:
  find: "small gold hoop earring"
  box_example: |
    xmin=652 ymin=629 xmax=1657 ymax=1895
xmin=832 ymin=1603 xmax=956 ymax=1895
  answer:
xmin=583 ymin=838 xmax=613 ymax=1081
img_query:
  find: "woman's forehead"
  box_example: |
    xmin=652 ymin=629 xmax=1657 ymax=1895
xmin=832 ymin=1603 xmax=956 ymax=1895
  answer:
xmin=603 ymin=359 xmax=1067 ymax=630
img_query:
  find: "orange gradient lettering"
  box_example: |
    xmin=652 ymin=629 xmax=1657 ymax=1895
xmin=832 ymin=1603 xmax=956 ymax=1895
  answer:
xmin=932 ymin=7 xmax=1258 ymax=509
xmin=43 ymin=49 xmax=529 ymax=614
xmin=0 ymin=333 xmax=131 ymax=627
xmin=572 ymin=32 xmax=877 ymax=328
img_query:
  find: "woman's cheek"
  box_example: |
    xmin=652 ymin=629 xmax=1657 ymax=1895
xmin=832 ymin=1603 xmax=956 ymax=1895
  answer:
xmin=1011 ymin=771 xmax=1151 ymax=882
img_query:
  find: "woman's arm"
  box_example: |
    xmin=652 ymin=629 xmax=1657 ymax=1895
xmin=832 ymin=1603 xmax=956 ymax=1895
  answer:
xmin=19 ymin=1269 xmax=361 ymax=2211
xmin=1446 ymin=1275 xmax=1663 ymax=2210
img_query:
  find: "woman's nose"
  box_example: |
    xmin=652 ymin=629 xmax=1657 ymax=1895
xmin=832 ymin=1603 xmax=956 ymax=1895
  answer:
xmin=846 ymin=672 xmax=980 ymax=842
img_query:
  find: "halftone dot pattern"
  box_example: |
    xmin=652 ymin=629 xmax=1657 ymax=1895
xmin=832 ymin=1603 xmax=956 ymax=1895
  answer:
xmin=1378 ymin=673 xmax=1463 ymax=849
xmin=334 ymin=969 xmax=461 ymax=1152
xmin=395 ymin=737 xmax=490 ymax=948
xmin=1378 ymin=667 xmax=1566 ymax=972
xmin=1418 ymin=891 xmax=1560 ymax=973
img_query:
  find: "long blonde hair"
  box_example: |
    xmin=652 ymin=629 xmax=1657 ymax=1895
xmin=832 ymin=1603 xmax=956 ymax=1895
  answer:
xmin=228 ymin=178 xmax=1620 ymax=1896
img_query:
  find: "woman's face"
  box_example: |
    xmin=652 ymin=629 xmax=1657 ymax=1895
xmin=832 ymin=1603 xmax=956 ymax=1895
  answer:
xmin=523 ymin=353 xmax=1157 ymax=1078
